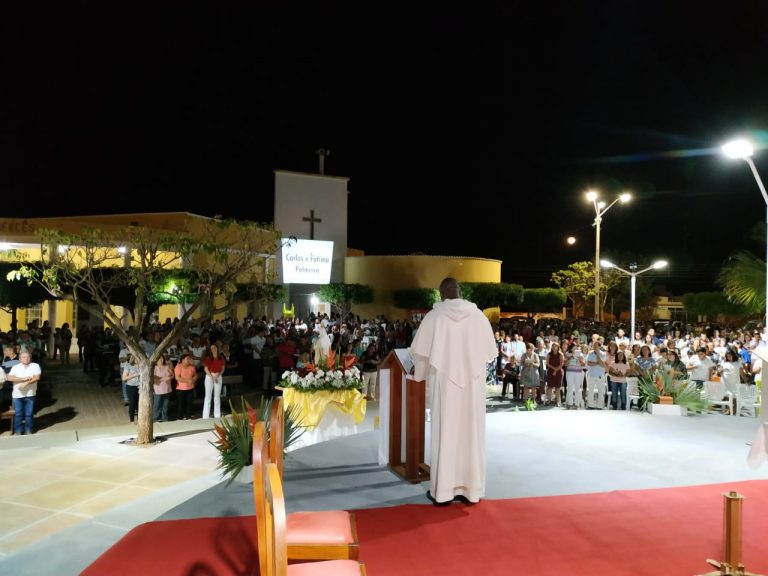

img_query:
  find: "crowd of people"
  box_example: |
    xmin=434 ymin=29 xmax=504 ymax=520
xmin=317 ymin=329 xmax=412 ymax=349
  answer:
xmin=0 ymin=313 xmax=422 ymax=428
xmin=1 ymin=310 xmax=762 ymax=431
xmin=492 ymin=319 xmax=762 ymax=411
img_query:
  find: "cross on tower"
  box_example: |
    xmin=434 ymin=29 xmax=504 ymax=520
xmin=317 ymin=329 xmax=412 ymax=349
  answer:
xmin=315 ymin=148 xmax=330 ymax=175
xmin=302 ymin=209 xmax=322 ymax=240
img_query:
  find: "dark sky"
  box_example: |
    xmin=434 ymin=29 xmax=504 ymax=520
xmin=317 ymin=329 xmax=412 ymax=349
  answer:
xmin=2 ymin=3 xmax=768 ymax=294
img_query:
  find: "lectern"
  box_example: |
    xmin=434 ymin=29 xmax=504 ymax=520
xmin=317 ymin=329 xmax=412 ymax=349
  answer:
xmin=378 ymin=349 xmax=430 ymax=483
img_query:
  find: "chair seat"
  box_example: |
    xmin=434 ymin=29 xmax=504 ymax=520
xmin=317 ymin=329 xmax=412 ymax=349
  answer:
xmin=288 ymin=510 xmax=354 ymax=544
xmin=288 ymin=559 xmax=363 ymax=575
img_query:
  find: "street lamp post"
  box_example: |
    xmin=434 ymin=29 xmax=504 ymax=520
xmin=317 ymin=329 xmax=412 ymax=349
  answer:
xmin=722 ymin=139 xmax=768 ymax=331
xmin=723 ymin=138 xmax=768 ymax=424
xmin=586 ymin=190 xmax=631 ymax=322
xmin=600 ymin=259 xmax=668 ymax=344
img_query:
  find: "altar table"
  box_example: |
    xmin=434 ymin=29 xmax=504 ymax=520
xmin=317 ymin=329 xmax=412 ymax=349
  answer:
xmin=280 ymin=388 xmax=367 ymax=451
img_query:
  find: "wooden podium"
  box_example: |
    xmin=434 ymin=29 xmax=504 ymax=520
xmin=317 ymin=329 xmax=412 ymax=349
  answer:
xmin=378 ymin=349 xmax=430 ymax=483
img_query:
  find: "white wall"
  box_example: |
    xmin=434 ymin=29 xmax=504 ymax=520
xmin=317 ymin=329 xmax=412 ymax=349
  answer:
xmin=273 ymin=170 xmax=349 ymax=283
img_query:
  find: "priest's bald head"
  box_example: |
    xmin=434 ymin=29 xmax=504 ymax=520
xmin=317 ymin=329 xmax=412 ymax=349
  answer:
xmin=439 ymin=277 xmax=461 ymax=300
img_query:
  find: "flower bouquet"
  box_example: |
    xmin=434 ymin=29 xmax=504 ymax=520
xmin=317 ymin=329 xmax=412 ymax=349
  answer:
xmin=278 ymin=359 xmax=364 ymax=393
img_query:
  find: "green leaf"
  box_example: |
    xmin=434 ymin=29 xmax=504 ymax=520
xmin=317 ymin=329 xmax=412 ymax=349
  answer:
xmin=209 ymin=396 xmax=306 ymax=486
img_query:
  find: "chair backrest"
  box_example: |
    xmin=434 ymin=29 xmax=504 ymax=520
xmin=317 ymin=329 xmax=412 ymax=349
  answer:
xmin=269 ymin=397 xmax=285 ymax=478
xmin=252 ymin=421 xmax=269 ymax=576
xmin=738 ymin=383 xmax=759 ymax=417
xmin=703 ymin=380 xmax=727 ymax=400
xmin=265 ymin=461 xmax=288 ymax=576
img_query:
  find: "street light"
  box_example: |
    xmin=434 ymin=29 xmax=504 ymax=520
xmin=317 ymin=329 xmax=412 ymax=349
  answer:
xmin=723 ymin=138 xmax=768 ymax=424
xmin=600 ymin=259 xmax=667 ymax=345
xmin=586 ymin=190 xmax=631 ymax=322
xmin=722 ymin=138 xmax=768 ymax=331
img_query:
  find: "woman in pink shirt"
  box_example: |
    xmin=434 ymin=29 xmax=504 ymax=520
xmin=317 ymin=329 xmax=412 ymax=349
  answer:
xmin=608 ymin=350 xmax=630 ymax=410
xmin=153 ymin=355 xmax=174 ymax=422
xmin=174 ymin=354 xmax=197 ymax=420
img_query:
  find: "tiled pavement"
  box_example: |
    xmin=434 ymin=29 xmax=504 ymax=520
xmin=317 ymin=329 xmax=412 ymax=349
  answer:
xmin=0 ymin=361 xmax=259 ymax=561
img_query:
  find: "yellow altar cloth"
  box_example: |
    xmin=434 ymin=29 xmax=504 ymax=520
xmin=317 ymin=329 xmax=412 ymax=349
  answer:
xmin=281 ymin=388 xmax=367 ymax=429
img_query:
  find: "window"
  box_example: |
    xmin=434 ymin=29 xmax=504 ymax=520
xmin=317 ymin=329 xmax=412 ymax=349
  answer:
xmin=26 ymin=303 xmax=43 ymax=329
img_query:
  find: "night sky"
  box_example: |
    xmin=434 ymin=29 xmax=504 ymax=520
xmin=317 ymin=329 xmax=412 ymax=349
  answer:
xmin=2 ymin=3 xmax=768 ymax=294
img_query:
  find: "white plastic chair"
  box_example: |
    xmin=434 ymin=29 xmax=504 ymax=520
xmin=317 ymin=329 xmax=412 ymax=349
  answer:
xmin=737 ymin=383 xmax=760 ymax=418
xmin=702 ymin=381 xmax=735 ymax=416
xmin=626 ymin=377 xmax=641 ymax=411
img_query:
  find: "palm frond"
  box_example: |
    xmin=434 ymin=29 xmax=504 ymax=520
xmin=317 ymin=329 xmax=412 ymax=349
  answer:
xmin=283 ymin=402 xmax=307 ymax=450
xmin=211 ymin=395 xmax=306 ymax=486
xmin=717 ymin=250 xmax=765 ymax=313
xmin=671 ymin=381 xmax=708 ymax=413
xmin=636 ymin=370 xmax=708 ymax=414
xmin=636 ymin=375 xmax=659 ymax=410
xmin=257 ymin=396 xmax=306 ymax=453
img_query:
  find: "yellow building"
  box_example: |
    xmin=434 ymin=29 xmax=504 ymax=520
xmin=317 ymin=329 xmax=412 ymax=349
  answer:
xmin=344 ymin=254 xmax=502 ymax=321
xmin=0 ymin=213 xmax=277 ymax=332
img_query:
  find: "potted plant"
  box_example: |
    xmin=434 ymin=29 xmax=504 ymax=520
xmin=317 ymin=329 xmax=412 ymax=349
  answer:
xmin=210 ymin=396 xmax=305 ymax=486
xmin=637 ymin=369 xmax=708 ymax=414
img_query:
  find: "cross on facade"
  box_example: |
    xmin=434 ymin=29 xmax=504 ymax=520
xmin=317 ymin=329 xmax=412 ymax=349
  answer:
xmin=302 ymin=209 xmax=322 ymax=239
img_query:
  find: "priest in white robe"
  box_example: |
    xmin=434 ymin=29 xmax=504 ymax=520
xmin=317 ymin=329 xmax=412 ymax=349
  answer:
xmin=410 ymin=277 xmax=498 ymax=505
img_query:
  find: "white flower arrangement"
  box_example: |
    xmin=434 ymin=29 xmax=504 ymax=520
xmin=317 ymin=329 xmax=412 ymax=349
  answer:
xmin=279 ymin=365 xmax=363 ymax=392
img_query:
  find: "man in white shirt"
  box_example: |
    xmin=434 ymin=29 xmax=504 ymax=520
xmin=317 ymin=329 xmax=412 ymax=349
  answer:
xmin=614 ymin=329 xmax=630 ymax=348
xmin=249 ymin=326 xmax=267 ymax=388
xmin=8 ymin=351 xmax=42 ymax=435
xmin=687 ymin=347 xmax=715 ymax=388
xmin=585 ymin=341 xmax=607 ymax=409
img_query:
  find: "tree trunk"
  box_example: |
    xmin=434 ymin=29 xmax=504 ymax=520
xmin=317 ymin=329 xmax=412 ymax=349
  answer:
xmin=11 ymin=307 xmax=18 ymax=333
xmin=136 ymin=360 xmax=154 ymax=444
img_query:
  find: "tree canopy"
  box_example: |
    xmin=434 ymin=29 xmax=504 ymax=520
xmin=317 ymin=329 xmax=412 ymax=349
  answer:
xmin=0 ymin=261 xmax=53 ymax=331
xmin=11 ymin=219 xmax=282 ymax=444
xmin=519 ymin=287 xmax=567 ymax=315
xmin=391 ymin=288 xmax=440 ymax=310
xmin=551 ymin=261 xmax=595 ymax=317
xmin=317 ymin=283 xmax=374 ymax=320
xmin=461 ymin=282 xmax=523 ymax=310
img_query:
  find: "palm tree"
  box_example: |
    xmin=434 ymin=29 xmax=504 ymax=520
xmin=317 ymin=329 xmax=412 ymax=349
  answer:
xmin=718 ymin=250 xmax=765 ymax=315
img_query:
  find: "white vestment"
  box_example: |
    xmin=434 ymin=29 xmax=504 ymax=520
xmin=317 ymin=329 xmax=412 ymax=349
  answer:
xmin=409 ymin=298 xmax=497 ymax=503
xmin=314 ymin=329 xmax=332 ymax=365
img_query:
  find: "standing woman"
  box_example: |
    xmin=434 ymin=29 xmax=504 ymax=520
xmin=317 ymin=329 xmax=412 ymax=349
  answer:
xmin=605 ymin=341 xmax=619 ymax=409
xmin=153 ymin=354 xmax=174 ymax=422
xmin=174 ymin=353 xmax=197 ymax=420
xmin=719 ymin=348 xmax=742 ymax=397
xmin=535 ymin=339 xmax=549 ymax=404
xmin=122 ymin=354 xmax=141 ymax=423
xmin=608 ymin=349 xmax=630 ymax=410
xmin=564 ymin=342 xmax=586 ymax=409
xmin=546 ymin=342 xmax=565 ymax=407
xmin=519 ymin=342 xmax=541 ymax=409
xmin=202 ymin=344 xmax=226 ymax=419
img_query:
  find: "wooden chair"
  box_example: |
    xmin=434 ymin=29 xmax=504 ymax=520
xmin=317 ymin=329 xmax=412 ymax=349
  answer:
xmin=269 ymin=396 xmax=285 ymax=478
xmin=264 ymin=462 xmax=366 ymax=576
xmin=253 ymin=423 xmax=360 ymax=576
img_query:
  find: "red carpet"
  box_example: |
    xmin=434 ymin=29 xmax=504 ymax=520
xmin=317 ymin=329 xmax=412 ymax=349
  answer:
xmin=83 ymin=481 xmax=768 ymax=576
